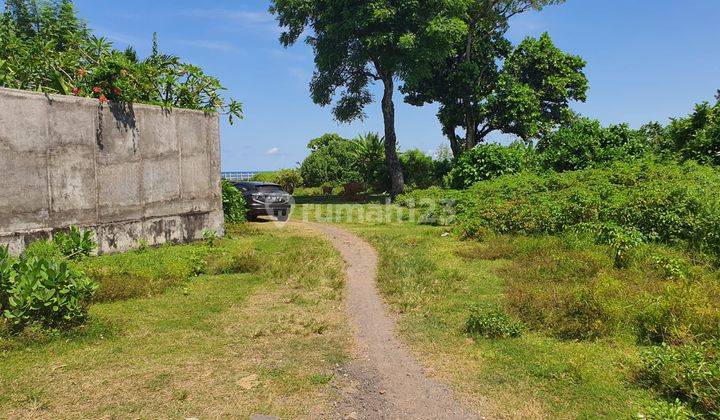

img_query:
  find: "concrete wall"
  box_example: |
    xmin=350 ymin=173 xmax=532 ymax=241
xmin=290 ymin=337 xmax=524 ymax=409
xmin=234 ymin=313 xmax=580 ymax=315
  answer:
xmin=0 ymin=87 xmax=224 ymax=255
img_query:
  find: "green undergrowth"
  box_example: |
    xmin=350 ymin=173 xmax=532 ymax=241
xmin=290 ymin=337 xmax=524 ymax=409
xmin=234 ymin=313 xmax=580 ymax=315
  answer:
xmin=81 ymin=226 xmax=261 ymax=303
xmin=346 ymin=220 xmax=719 ymax=418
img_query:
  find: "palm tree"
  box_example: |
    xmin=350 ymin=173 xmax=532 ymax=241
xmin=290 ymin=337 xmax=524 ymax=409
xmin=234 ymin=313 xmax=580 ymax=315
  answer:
xmin=351 ymin=132 xmax=389 ymax=191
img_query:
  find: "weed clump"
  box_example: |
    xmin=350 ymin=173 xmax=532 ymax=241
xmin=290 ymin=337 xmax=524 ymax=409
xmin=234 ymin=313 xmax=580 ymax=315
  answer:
xmin=636 ymin=340 xmax=720 ymax=415
xmin=464 ymin=304 xmax=524 ymax=339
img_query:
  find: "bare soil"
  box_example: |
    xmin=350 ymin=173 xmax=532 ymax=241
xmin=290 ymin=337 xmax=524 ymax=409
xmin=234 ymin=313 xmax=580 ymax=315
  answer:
xmin=306 ymin=222 xmax=478 ymax=419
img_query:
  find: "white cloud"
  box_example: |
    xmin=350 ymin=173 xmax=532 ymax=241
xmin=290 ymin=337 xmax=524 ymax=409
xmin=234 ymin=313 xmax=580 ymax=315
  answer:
xmin=266 ymin=147 xmax=280 ymax=155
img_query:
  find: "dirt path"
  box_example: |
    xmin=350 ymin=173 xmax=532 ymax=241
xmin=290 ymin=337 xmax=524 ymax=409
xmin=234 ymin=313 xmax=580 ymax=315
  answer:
xmin=306 ymin=222 xmax=478 ymax=419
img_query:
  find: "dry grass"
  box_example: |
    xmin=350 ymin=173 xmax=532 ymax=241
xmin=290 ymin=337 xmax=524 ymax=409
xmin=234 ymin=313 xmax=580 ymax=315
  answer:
xmin=0 ymin=224 xmax=351 ymax=419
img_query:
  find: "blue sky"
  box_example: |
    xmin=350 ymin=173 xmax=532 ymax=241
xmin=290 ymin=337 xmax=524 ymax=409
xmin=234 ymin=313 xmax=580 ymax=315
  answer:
xmin=64 ymin=1 xmax=720 ymax=170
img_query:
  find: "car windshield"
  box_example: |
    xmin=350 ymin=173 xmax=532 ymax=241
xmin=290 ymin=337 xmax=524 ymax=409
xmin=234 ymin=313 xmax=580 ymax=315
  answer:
xmin=255 ymin=185 xmax=284 ymax=194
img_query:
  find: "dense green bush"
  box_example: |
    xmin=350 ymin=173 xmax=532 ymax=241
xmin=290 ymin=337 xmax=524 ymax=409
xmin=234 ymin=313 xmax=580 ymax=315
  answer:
xmin=464 ymin=304 xmax=524 ymax=339
xmin=446 ymin=142 xmax=530 ymax=189
xmin=455 ymin=161 xmax=720 ymax=258
xmin=536 ymin=117 xmax=649 ymax=172
xmin=400 ymin=149 xmax=436 ymax=190
xmin=595 ymin=224 xmax=645 ymax=269
xmin=53 ymin=227 xmax=96 ymax=259
xmin=0 ymin=246 xmax=13 ymax=314
xmin=637 ymin=341 xmax=720 ymax=415
xmin=272 ymin=169 xmax=303 ymax=194
xmin=300 ymin=134 xmax=360 ymax=187
xmin=1 ymin=241 xmax=97 ymax=332
xmin=221 ymin=180 xmax=247 ymax=223
xmin=0 ymin=0 xmax=242 ymax=122
xmin=666 ymin=98 xmax=720 ymax=166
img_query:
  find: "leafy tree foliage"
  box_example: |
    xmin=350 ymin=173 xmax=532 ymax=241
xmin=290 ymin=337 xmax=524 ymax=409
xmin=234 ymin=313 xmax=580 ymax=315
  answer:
xmin=400 ymin=149 xmax=436 ymax=190
xmin=536 ymin=117 xmax=649 ymax=172
xmin=270 ymin=0 xmax=414 ymax=197
xmin=273 ymin=169 xmax=303 ymax=194
xmin=402 ymin=0 xmax=586 ymax=156
xmin=300 ymin=131 xmax=446 ymax=192
xmin=666 ymin=98 xmax=720 ymax=165
xmin=300 ymin=134 xmax=360 ymax=187
xmin=0 ymin=0 xmax=242 ymax=122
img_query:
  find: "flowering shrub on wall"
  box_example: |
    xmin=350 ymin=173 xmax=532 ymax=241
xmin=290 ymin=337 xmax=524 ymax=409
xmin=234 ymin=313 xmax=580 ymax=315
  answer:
xmin=0 ymin=0 xmax=242 ymax=123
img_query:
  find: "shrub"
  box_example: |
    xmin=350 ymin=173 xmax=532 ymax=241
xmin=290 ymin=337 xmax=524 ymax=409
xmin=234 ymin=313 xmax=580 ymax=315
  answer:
xmin=464 ymin=304 xmax=524 ymax=338
xmin=666 ymin=99 xmax=720 ymax=166
xmin=636 ymin=340 xmax=720 ymax=415
xmin=596 ymin=224 xmax=645 ymax=268
xmin=0 ymin=1 xmax=242 ymax=122
xmin=300 ymin=134 xmax=360 ymax=187
xmin=640 ymin=399 xmax=699 ymax=420
xmin=0 ymin=246 xmax=14 ymax=316
xmin=455 ymin=161 xmax=720 ymax=258
xmin=273 ymin=169 xmax=303 ymax=194
xmin=446 ymin=142 xmax=530 ymax=189
xmin=1 ymin=251 xmax=97 ymax=331
xmin=400 ymin=149 xmax=437 ymax=190
xmin=536 ymin=117 xmax=649 ymax=172
xmin=222 ymin=179 xmax=247 ymax=223
xmin=53 ymin=227 xmax=96 ymax=259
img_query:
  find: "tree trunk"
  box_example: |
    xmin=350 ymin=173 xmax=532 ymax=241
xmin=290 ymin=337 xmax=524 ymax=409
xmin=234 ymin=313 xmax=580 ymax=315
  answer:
xmin=463 ymin=19 xmax=477 ymax=151
xmin=381 ymin=75 xmax=404 ymax=199
xmin=465 ymin=112 xmax=477 ymax=150
xmin=443 ymin=124 xmax=462 ymax=158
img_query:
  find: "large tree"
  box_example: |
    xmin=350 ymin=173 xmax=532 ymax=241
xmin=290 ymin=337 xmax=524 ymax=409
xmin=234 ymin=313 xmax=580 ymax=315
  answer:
xmin=402 ymin=1 xmax=587 ymax=156
xmin=270 ymin=0 xmax=425 ymax=198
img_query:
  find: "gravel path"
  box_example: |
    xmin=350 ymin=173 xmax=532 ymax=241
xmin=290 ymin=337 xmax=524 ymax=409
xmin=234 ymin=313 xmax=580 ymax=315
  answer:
xmin=307 ymin=222 xmax=478 ymax=420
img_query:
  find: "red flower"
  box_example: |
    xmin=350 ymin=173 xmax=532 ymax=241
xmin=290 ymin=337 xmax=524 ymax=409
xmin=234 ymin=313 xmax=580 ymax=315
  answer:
xmin=92 ymin=87 xmax=102 ymax=94
xmin=113 ymin=87 xmax=122 ymax=96
xmin=98 ymin=95 xmax=108 ymax=103
xmin=71 ymin=87 xmax=80 ymax=96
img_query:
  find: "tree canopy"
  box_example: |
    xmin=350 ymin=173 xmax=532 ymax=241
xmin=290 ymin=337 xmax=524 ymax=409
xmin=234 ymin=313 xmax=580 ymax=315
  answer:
xmin=401 ymin=1 xmax=586 ymax=156
xmin=270 ymin=0 xmax=425 ymax=197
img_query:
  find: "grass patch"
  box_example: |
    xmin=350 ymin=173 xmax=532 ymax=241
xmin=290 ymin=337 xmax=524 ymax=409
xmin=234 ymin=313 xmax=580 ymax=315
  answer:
xmin=0 ymin=224 xmax=350 ymax=418
xmin=295 ymin=200 xmax=694 ymax=418
xmin=350 ymin=222 xmax=656 ymax=418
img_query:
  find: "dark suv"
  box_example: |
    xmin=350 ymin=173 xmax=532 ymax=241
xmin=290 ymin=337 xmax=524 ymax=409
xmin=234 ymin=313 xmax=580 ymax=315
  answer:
xmin=232 ymin=182 xmax=292 ymax=221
